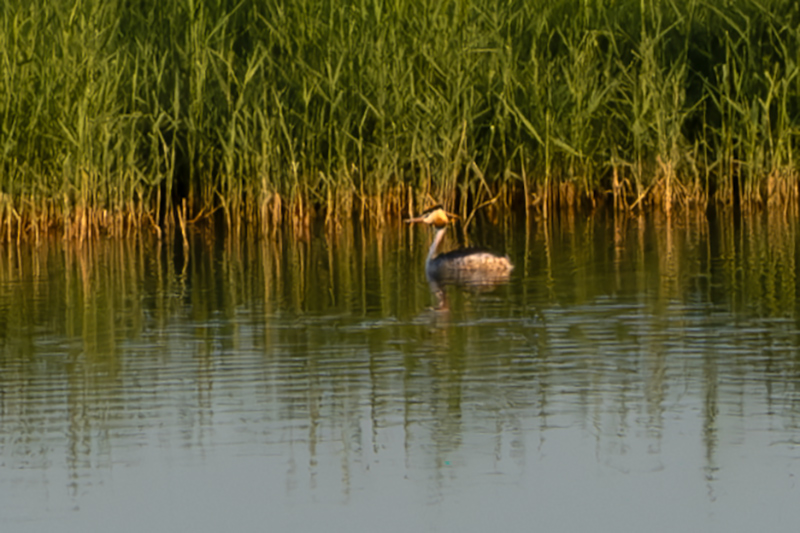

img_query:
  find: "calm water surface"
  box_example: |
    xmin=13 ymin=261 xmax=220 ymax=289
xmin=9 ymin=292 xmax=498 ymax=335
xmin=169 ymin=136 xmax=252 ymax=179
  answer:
xmin=2 ymin=210 xmax=800 ymax=532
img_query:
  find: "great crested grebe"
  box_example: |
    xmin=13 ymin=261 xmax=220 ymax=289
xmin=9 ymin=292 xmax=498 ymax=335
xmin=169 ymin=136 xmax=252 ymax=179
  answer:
xmin=406 ymin=205 xmax=513 ymax=288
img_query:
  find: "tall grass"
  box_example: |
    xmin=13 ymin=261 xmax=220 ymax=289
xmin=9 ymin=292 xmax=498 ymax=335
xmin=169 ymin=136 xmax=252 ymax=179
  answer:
xmin=1 ymin=0 xmax=799 ymax=239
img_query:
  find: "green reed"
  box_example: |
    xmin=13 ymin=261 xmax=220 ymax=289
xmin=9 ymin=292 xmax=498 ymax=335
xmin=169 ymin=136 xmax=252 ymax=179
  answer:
xmin=1 ymin=0 xmax=799 ymax=238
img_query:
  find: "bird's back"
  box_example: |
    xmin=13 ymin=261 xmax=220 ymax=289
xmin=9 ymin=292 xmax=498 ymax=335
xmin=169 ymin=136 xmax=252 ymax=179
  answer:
xmin=428 ymin=248 xmax=513 ymax=285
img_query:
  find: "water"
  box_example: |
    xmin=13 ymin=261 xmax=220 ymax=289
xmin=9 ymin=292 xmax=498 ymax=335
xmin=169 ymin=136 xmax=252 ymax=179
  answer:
xmin=2 ymin=209 xmax=800 ymax=532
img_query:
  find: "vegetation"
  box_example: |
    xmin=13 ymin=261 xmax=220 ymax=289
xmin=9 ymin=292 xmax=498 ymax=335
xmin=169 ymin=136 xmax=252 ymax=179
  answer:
xmin=1 ymin=0 xmax=799 ymax=239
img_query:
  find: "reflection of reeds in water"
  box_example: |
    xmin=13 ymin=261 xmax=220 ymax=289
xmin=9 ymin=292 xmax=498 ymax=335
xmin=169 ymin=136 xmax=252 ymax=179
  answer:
xmin=714 ymin=209 xmax=797 ymax=316
xmin=651 ymin=208 xmax=711 ymax=305
xmin=525 ymin=208 xmax=800 ymax=469
xmin=2 ymin=212 xmax=800 ymax=495
xmin=531 ymin=207 xmax=720 ymax=311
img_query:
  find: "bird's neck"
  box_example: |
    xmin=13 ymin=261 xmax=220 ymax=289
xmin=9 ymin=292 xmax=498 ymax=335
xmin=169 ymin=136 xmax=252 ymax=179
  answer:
xmin=427 ymin=225 xmax=447 ymax=263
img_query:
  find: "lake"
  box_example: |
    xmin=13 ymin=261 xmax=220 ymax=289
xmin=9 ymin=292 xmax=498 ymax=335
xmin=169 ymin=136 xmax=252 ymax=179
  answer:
xmin=2 ymin=208 xmax=800 ymax=532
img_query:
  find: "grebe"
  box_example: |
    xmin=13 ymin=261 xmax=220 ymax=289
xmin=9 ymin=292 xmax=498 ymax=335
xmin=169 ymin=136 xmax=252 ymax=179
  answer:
xmin=406 ymin=205 xmax=514 ymax=287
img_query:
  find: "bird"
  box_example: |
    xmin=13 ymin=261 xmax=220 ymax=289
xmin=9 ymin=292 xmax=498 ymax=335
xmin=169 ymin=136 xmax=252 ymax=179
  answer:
xmin=405 ymin=205 xmax=513 ymax=289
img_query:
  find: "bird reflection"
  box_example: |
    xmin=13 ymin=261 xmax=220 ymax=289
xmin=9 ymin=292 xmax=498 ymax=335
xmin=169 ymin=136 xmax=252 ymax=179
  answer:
xmin=406 ymin=205 xmax=513 ymax=309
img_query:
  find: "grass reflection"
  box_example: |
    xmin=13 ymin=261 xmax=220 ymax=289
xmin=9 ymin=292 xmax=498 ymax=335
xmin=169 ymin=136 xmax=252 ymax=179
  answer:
xmin=0 ymin=209 xmax=799 ymax=501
